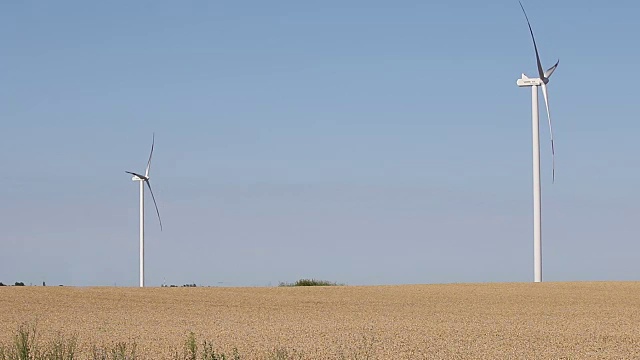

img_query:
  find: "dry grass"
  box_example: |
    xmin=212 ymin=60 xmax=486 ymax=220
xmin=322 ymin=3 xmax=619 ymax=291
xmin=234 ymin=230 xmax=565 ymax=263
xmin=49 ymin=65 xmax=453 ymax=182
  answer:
xmin=1 ymin=282 xmax=640 ymax=359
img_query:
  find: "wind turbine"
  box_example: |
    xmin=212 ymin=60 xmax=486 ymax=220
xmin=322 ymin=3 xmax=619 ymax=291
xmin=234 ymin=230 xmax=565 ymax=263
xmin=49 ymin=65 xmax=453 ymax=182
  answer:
xmin=516 ymin=1 xmax=559 ymax=283
xmin=126 ymin=133 xmax=162 ymax=287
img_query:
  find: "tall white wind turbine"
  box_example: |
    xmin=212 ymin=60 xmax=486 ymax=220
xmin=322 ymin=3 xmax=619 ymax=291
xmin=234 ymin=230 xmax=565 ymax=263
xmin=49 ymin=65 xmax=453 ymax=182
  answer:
xmin=125 ymin=133 xmax=162 ymax=287
xmin=516 ymin=1 xmax=559 ymax=283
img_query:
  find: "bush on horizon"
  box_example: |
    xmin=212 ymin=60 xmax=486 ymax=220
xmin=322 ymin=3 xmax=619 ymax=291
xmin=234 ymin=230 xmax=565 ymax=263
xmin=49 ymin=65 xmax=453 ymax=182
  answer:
xmin=278 ymin=279 xmax=343 ymax=287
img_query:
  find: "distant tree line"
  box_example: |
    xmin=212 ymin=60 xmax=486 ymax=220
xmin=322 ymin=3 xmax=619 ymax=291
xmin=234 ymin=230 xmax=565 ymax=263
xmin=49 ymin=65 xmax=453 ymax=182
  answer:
xmin=1 ymin=281 xmax=198 ymax=287
xmin=279 ymin=278 xmax=343 ymax=287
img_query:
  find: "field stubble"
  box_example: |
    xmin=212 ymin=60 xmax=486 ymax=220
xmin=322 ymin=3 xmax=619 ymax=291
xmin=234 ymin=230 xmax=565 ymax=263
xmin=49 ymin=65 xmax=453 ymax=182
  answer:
xmin=1 ymin=282 xmax=639 ymax=359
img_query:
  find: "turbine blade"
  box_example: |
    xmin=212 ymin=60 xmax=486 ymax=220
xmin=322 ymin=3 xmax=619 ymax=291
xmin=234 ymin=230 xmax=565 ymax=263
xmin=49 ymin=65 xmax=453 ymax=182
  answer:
xmin=145 ymin=133 xmax=155 ymax=177
xmin=541 ymin=83 xmax=555 ymax=183
xmin=519 ymin=1 xmax=545 ymax=79
xmin=144 ymin=179 xmax=163 ymax=231
xmin=126 ymin=171 xmax=146 ymax=179
xmin=544 ymin=59 xmax=559 ymax=79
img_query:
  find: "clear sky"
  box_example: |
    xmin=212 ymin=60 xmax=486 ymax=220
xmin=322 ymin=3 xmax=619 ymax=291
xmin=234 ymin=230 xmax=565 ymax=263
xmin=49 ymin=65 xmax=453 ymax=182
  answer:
xmin=1 ymin=1 xmax=639 ymax=287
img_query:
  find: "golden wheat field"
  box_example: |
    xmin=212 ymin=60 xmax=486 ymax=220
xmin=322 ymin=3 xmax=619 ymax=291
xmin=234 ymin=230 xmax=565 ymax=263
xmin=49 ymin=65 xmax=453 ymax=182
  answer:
xmin=1 ymin=282 xmax=640 ymax=359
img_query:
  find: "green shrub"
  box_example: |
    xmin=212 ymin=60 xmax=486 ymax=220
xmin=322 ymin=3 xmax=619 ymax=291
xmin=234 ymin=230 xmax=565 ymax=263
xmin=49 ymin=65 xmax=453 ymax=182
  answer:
xmin=14 ymin=322 xmax=39 ymax=360
xmin=42 ymin=333 xmax=77 ymax=360
xmin=90 ymin=341 xmax=136 ymax=360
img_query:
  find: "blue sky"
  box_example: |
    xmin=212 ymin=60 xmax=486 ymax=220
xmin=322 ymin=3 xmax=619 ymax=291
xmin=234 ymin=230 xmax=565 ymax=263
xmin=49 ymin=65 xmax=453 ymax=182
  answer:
xmin=1 ymin=0 xmax=639 ymax=286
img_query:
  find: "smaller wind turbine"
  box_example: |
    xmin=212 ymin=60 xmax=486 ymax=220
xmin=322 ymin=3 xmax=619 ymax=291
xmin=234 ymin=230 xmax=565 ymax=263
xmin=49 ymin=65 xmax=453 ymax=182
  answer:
xmin=126 ymin=133 xmax=162 ymax=288
xmin=516 ymin=1 xmax=559 ymax=283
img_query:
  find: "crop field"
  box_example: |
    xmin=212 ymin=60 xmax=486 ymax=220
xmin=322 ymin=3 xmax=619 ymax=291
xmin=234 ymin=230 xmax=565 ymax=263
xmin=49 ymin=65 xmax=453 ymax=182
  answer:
xmin=1 ymin=282 xmax=640 ymax=359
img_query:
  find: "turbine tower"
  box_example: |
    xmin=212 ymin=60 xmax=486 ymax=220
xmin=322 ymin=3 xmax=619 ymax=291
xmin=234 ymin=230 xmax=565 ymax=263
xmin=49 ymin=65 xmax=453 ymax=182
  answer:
xmin=516 ymin=1 xmax=558 ymax=283
xmin=126 ymin=133 xmax=162 ymax=287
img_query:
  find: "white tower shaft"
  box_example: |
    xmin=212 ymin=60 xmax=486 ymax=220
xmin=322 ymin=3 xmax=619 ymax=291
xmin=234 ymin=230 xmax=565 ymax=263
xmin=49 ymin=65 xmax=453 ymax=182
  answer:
xmin=517 ymin=75 xmax=544 ymax=283
xmin=531 ymin=85 xmax=542 ymax=283
xmin=139 ymin=179 xmax=145 ymax=288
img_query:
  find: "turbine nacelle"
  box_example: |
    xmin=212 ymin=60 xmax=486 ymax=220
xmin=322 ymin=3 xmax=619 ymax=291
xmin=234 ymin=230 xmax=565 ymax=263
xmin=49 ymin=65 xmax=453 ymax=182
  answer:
xmin=516 ymin=74 xmax=543 ymax=87
xmin=127 ymin=171 xmax=150 ymax=182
